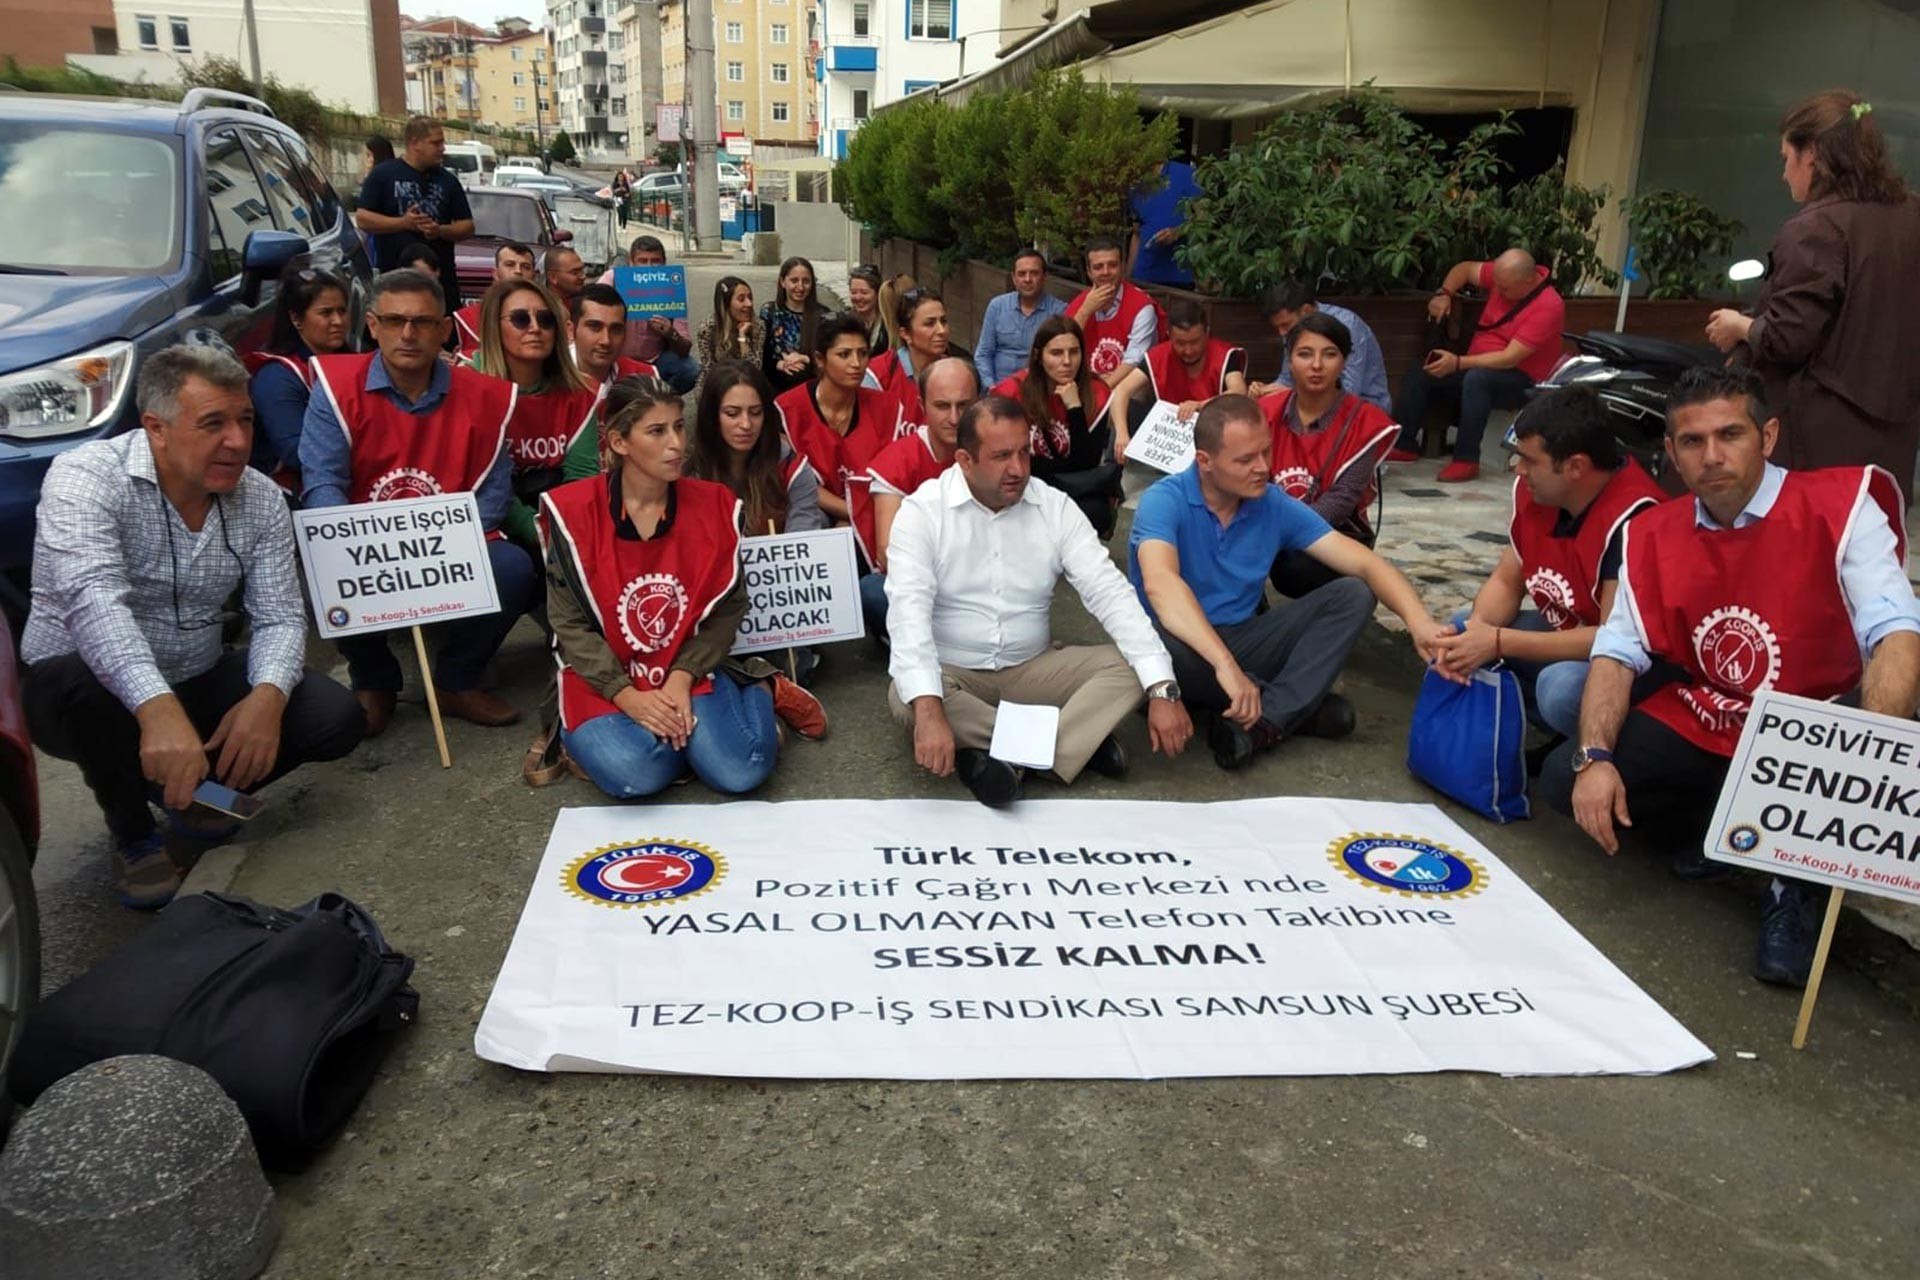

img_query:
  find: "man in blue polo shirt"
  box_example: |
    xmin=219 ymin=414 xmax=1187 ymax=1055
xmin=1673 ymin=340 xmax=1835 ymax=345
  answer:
xmin=1128 ymin=395 xmax=1447 ymax=769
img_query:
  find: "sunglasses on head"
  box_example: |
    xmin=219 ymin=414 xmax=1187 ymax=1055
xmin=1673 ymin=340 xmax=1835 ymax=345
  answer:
xmin=506 ymin=309 xmax=558 ymax=332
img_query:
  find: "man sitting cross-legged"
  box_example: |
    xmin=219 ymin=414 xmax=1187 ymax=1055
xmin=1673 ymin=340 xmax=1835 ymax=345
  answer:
xmin=1128 ymin=395 xmax=1447 ymax=771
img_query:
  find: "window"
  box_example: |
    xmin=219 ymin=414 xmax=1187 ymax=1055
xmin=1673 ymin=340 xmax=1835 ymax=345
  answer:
xmin=243 ymin=129 xmax=311 ymax=232
xmin=771 ymin=102 xmax=789 ymax=123
xmin=851 ymin=2 xmax=870 ymax=38
xmin=908 ymin=0 xmax=952 ymax=40
xmin=203 ymin=128 xmax=269 ymax=284
xmin=511 ymin=46 xmax=522 ymax=60
xmin=512 ymin=72 xmax=525 ymax=86
xmin=169 ymin=16 xmax=190 ymax=50
xmin=135 ymin=14 xmax=158 ymax=49
xmin=726 ymin=61 xmax=743 ymax=82
xmin=851 ymin=88 xmax=870 ymax=120
xmin=514 ymin=96 xmax=527 ymax=112
xmin=770 ymin=22 xmax=788 ymax=43
xmin=771 ymin=63 xmax=788 ymax=83
xmin=725 ymin=21 xmax=742 ymax=42
xmin=536 ymin=74 xmax=549 ymax=86
xmin=726 ymin=100 xmax=744 ymax=121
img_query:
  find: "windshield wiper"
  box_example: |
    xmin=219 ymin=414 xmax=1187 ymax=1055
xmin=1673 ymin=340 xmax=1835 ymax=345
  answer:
xmin=0 ymin=264 xmax=70 ymax=276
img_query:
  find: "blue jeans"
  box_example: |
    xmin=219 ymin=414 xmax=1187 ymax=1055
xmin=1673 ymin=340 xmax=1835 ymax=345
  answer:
xmin=338 ymin=539 xmax=540 ymax=693
xmin=1447 ymin=608 xmax=1585 ymax=739
xmin=562 ymin=671 xmax=778 ymax=798
xmin=859 ymin=572 xmax=889 ymax=642
xmin=653 ymin=349 xmax=700 ymax=395
xmin=1395 ymin=365 xmax=1533 ymax=463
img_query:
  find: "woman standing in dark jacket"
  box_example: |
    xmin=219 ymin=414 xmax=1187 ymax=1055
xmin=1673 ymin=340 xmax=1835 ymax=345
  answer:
xmin=1707 ymin=89 xmax=1920 ymax=501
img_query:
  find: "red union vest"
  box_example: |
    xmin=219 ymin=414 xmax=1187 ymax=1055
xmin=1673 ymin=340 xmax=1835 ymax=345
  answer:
xmin=864 ymin=349 xmax=920 ymax=427
xmin=311 ymin=352 xmax=515 ymax=508
xmin=1622 ymin=466 xmax=1906 ymax=756
xmin=775 ymin=381 xmax=900 ymax=499
xmin=1262 ymin=390 xmax=1399 ymax=539
xmin=1508 ymin=463 xmax=1664 ymax=630
xmin=1145 ymin=337 xmax=1244 ymax=404
xmin=612 ymin=355 xmax=660 ymax=382
xmin=1066 ymin=282 xmax=1158 ymax=378
xmin=504 ymin=382 xmax=604 ymax=473
xmin=243 ymin=351 xmax=313 ymax=492
xmin=849 ymin=427 xmax=953 ymax=565
xmin=540 ymin=474 xmax=742 ymax=728
xmin=452 ymin=304 xmax=483 ymax=360
xmin=991 ymin=370 xmax=1114 ymax=460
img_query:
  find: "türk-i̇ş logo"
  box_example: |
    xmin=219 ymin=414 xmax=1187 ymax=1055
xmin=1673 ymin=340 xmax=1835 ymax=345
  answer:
xmin=563 ymin=839 xmax=726 ymax=908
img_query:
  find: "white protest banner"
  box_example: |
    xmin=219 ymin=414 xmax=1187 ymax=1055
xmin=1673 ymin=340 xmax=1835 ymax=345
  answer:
xmin=476 ymin=798 xmax=1712 ymax=1078
xmin=1125 ymin=400 xmax=1194 ymax=473
xmin=730 ymin=527 xmax=864 ymax=655
xmin=294 ymin=494 xmax=499 ymax=640
xmin=1705 ymin=691 xmax=1920 ymax=903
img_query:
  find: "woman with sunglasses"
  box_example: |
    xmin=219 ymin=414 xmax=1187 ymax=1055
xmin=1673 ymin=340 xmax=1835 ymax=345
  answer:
xmin=247 ymin=262 xmax=351 ymax=491
xmin=540 ymin=383 xmax=786 ymax=797
xmin=759 ymin=255 xmax=825 ymax=395
xmin=846 ymin=265 xmax=888 ymax=355
xmin=470 ymin=277 xmax=603 ymax=551
xmin=866 ymin=285 xmax=951 ymax=426
xmin=775 ymin=313 xmax=902 ymax=527
xmin=992 ymin=316 xmax=1122 ymax=538
xmin=694 ymin=276 xmax=762 ymax=391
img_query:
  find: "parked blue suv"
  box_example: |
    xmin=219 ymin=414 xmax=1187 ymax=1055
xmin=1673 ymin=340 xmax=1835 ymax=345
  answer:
xmin=0 ymin=88 xmax=372 ymax=620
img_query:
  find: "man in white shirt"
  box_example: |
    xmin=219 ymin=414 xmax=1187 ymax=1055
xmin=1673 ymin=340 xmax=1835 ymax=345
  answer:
xmin=886 ymin=395 xmax=1195 ymax=805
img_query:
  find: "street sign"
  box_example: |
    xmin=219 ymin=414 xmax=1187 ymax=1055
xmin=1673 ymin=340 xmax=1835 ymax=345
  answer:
xmin=656 ymin=103 xmax=684 ymax=139
xmin=725 ymin=135 xmax=753 ymax=158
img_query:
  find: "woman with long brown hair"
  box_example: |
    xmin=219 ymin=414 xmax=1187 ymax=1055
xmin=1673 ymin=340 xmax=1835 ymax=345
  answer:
xmin=689 ymin=360 xmax=825 ymax=537
xmin=991 ymin=315 xmax=1121 ymax=537
xmin=696 ymin=275 xmax=762 ymax=373
xmin=759 ymin=255 xmax=826 ymax=394
xmin=1706 ymin=89 xmax=1920 ymax=498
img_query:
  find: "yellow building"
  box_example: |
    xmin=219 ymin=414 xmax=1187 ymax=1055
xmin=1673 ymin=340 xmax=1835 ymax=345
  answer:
xmin=406 ymin=17 xmax=554 ymax=134
xmin=473 ymin=28 xmax=556 ymax=134
xmin=659 ymin=0 xmax=815 ymax=153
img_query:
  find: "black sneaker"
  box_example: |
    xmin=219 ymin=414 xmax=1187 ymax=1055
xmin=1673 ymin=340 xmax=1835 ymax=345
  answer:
xmin=1753 ymin=879 xmax=1823 ymax=988
xmin=1300 ymin=693 xmax=1356 ymax=740
xmin=1208 ymin=717 xmax=1280 ymax=771
xmin=1085 ymin=734 xmax=1129 ymax=780
xmin=955 ymin=748 xmax=1023 ymax=808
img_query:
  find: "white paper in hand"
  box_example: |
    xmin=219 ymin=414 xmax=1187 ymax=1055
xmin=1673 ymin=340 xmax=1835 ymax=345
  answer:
xmin=989 ymin=702 xmax=1060 ymax=770
xmin=1126 ymin=400 xmax=1196 ymax=473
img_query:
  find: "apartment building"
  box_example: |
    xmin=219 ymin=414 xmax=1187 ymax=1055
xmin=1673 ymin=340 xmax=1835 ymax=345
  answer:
xmin=548 ymin=0 xmax=627 ymax=161
xmin=815 ymin=0 xmax=997 ymax=158
xmin=616 ymin=1 xmax=665 ymax=163
xmin=659 ymin=0 xmax=817 ymax=157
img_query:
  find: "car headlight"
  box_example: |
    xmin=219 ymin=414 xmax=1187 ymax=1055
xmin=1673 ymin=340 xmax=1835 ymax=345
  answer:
xmin=0 ymin=341 xmax=136 ymax=441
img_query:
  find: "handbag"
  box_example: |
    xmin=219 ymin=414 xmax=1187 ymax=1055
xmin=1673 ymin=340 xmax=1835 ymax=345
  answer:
xmin=7 ymin=891 xmax=418 ymax=1170
xmin=1406 ymin=666 xmax=1531 ymax=823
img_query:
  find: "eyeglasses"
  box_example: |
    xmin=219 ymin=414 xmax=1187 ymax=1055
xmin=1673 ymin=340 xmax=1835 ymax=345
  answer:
xmin=159 ymin=491 xmax=246 ymax=632
xmin=371 ymin=312 xmax=441 ymax=333
xmin=506 ymin=309 xmax=558 ymax=332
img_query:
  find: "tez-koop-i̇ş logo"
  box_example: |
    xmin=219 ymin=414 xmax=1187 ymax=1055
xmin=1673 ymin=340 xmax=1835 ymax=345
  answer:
xmin=563 ymin=839 xmax=727 ymax=908
xmin=1329 ymin=833 xmax=1486 ymax=898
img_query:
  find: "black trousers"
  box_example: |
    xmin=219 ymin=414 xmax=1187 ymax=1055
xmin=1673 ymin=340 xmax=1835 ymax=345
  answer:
xmin=24 ymin=649 xmax=366 ymax=844
xmin=1269 ymin=550 xmax=1345 ymax=600
xmin=1539 ymin=709 xmax=1730 ymax=857
xmin=1158 ymin=576 xmax=1375 ymax=736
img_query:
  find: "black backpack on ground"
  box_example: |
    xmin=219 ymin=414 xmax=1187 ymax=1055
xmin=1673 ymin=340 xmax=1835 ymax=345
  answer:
xmin=6 ymin=891 xmax=417 ymax=1170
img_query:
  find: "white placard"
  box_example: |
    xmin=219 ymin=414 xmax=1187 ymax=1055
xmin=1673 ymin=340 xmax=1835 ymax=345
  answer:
xmin=718 ymin=196 xmax=739 ymax=223
xmin=1125 ymin=400 xmax=1195 ymax=473
xmin=475 ymin=798 xmax=1713 ymax=1078
xmin=724 ymin=136 xmax=754 ymax=158
xmin=989 ymin=703 xmax=1060 ymax=770
xmin=1705 ymin=691 xmax=1920 ymax=904
xmin=294 ymin=494 xmax=499 ymax=639
xmin=730 ymin=527 xmax=865 ymax=654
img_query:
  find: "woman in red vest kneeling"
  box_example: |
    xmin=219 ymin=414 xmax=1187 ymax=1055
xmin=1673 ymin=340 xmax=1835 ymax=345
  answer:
xmin=993 ymin=316 xmax=1122 ymax=538
xmin=541 ymin=384 xmax=782 ymax=797
xmin=1261 ymin=311 xmax=1402 ymax=597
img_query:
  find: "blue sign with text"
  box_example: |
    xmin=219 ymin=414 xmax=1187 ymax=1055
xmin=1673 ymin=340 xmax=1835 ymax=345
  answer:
xmin=614 ymin=265 xmax=689 ymax=320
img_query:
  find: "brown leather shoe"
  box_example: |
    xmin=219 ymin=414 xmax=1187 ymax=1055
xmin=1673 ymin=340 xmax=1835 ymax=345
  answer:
xmin=433 ymin=686 xmax=522 ymax=727
xmin=356 ymin=689 xmax=397 ymax=739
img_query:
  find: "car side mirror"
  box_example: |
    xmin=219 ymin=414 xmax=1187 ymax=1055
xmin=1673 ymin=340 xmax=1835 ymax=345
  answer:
xmin=239 ymin=230 xmax=309 ymax=306
xmin=552 ymin=228 xmax=574 ymax=244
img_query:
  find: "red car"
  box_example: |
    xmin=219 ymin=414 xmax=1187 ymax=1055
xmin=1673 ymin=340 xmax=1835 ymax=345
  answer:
xmin=454 ymin=188 xmax=573 ymax=308
xmin=0 ymin=620 xmax=41 ymax=1103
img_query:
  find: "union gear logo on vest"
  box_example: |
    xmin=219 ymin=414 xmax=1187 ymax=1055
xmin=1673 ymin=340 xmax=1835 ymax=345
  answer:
xmin=1691 ymin=606 xmax=1781 ymax=693
xmin=1525 ymin=566 xmax=1578 ymax=629
xmin=368 ymin=467 xmax=443 ymax=502
xmin=1089 ymin=336 xmax=1127 ymax=377
xmin=618 ymin=572 xmax=688 ymax=658
xmin=1273 ymin=466 xmax=1314 ymax=500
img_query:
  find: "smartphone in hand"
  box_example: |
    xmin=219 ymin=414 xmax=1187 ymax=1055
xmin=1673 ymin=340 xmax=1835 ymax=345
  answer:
xmin=192 ymin=780 xmax=266 ymax=821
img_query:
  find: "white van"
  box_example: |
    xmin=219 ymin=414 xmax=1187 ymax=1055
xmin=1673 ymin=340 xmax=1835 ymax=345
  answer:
xmin=442 ymin=141 xmax=498 ymax=188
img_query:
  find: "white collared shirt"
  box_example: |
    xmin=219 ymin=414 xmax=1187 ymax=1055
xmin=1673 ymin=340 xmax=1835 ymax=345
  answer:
xmin=885 ymin=467 xmax=1174 ymax=702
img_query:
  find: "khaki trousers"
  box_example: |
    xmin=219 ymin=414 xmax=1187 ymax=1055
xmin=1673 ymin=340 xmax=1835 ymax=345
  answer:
xmin=888 ymin=644 xmax=1145 ymax=784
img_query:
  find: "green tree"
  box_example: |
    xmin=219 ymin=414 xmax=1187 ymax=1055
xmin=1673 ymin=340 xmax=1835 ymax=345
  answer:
xmin=654 ymin=141 xmax=682 ymax=169
xmin=932 ymin=88 xmax=1021 ymax=267
xmin=1620 ymin=189 xmax=1743 ymax=299
xmin=548 ymin=130 xmax=577 ymax=165
xmin=1004 ymin=70 xmax=1176 ymax=256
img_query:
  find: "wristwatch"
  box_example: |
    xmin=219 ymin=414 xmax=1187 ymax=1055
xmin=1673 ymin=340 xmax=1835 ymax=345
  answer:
xmin=1570 ymin=746 xmax=1615 ymax=773
xmin=1148 ymin=681 xmax=1182 ymax=702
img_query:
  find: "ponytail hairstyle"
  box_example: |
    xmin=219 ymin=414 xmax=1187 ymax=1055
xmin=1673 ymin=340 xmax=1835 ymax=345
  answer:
xmin=876 ymin=273 xmax=916 ymax=354
xmin=711 ymin=275 xmax=754 ymax=359
xmin=267 ymin=262 xmax=350 ymax=356
xmin=1779 ymin=90 xmax=1907 ymax=205
xmin=600 ymin=375 xmax=685 ymax=472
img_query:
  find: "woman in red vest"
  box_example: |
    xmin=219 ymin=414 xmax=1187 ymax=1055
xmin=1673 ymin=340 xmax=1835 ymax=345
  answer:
xmin=1262 ymin=311 xmax=1402 ymax=597
xmin=246 ymin=263 xmax=351 ymax=491
xmin=993 ymin=316 xmax=1121 ymax=538
xmin=470 ymin=277 xmax=604 ymax=551
xmin=541 ymin=383 xmax=782 ymax=797
xmin=867 ymin=286 xmax=951 ymax=426
xmin=775 ymin=314 xmax=902 ymax=529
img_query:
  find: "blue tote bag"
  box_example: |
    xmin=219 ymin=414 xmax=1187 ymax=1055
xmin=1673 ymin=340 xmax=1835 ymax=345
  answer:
xmin=1406 ymin=666 xmax=1531 ymax=823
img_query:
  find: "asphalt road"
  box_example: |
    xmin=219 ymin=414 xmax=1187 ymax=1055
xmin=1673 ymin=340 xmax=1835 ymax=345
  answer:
xmin=26 ymin=537 xmax=1920 ymax=1277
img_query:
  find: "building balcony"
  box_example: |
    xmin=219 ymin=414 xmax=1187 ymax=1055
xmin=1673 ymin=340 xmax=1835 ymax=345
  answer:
xmin=583 ymin=116 xmax=610 ymax=133
xmin=580 ymin=17 xmax=606 ymax=35
xmin=827 ymin=38 xmax=877 ymax=73
xmin=582 ymin=50 xmax=607 ymax=68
